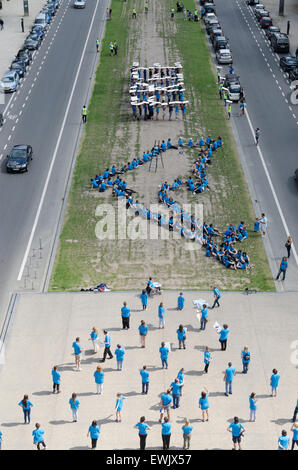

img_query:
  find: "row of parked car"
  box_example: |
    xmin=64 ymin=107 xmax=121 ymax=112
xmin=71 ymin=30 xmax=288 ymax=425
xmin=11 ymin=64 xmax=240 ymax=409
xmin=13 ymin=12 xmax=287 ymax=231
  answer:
xmin=0 ymin=0 xmax=60 ymax=94
xmin=200 ymin=0 xmax=243 ymax=102
xmin=248 ymin=1 xmax=298 ymax=82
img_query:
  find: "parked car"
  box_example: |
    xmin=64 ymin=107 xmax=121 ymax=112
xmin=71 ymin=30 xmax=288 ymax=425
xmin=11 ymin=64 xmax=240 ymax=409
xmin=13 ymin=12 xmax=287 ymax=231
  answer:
xmin=279 ymin=56 xmax=297 ymax=74
xmin=74 ymin=0 xmax=86 ymax=8
xmin=270 ymin=32 xmax=289 ymax=53
xmin=40 ymin=8 xmax=51 ymax=23
xmin=256 ymin=10 xmax=269 ymax=21
xmin=216 ymin=48 xmax=233 ymax=65
xmin=203 ymin=12 xmax=217 ymax=24
xmin=15 ymin=48 xmax=32 ymax=66
xmin=265 ymin=25 xmax=280 ymax=39
xmin=289 ymin=68 xmax=298 ymax=82
xmin=200 ymin=0 xmax=214 ymax=5
xmin=254 ymin=4 xmax=265 ymax=14
xmin=206 ymin=19 xmax=220 ymax=35
xmin=247 ymin=0 xmax=259 ymax=5
xmin=260 ymin=16 xmax=272 ymax=28
xmin=224 ymin=74 xmax=241 ymax=101
xmin=24 ymin=33 xmax=41 ymax=50
xmin=213 ymin=36 xmax=229 ymax=52
xmin=0 ymin=70 xmax=19 ymax=93
xmin=34 ymin=12 xmax=47 ymax=29
xmin=210 ymin=28 xmax=223 ymax=44
xmin=204 ymin=3 xmax=216 ymax=13
xmin=31 ymin=25 xmax=45 ymax=39
xmin=6 ymin=145 xmax=33 ymax=173
xmin=10 ymin=60 xmax=26 ymax=78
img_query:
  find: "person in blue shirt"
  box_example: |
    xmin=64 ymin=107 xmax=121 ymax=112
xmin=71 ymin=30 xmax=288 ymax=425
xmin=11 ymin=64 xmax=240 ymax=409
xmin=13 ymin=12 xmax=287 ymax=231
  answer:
xmin=115 ymin=393 xmax=126 ymax=422
xmin=18 ymin=395 xmax=33 ymax=424
xmin=69 ymin=393 xmax=80 ymax=422
xmin=198 ymin=387 xmax=209 ymax=421
xmin=161 ymin=140 xmax=167 ymax=152
xmin=270 ymin=369 xmax=280 ymax=396
xmin=254 ymin=217 xmax=260 ymax=232
xmin=211 ymin=285 xmax=221 ymax=308
xmin=200 ymin=304 xmax=208 ymax=330
xmin=72 ymin=337 xmax=84 ymax=370
xmin=121 ymin=301 xmax=130 ymax=330
xmin=52 ymin=366 xmax=61 ymax=394
xmin=159 ymin=341 xmax=169 ymax=369
xmin=292 ymin=398 xmax=298 ymax=423
xmin=170 ymin=378 xmax=183 ymax=409
xmin=178 ymin=137 xmax=184 ymax=147
xmin=140 ymin=365 xmax=149 ymax=394
xmin=135 ymin=416 xmax=151 ymax=450
xmin=227 ymin=417 xmax=245 ymax=450
xmin=32 ymin=423 xmax=46 ymax=450
xmin=218 ymin=324 xmax=229 ymax=351
xmin=182 ymin=419 xmax=193 ymax=450
xmin=99 ymin=181 xmax=107 ymax=192
xmin=138 ymin=320 xmax=148 ymax=348
xmin=0 ymin=430 xmax=2 ymax=451
xmin=115 ymin=344 xmax=125 ymax=370
xmin=204 ymin=346 xmax=211 ymax=374
xmin=276 ymin=257 xmax=288 ymax=281
xmin=241 ymin=347 xmax=250 ymax=374
xmin=91 ymin=178 xmax=98 ymax=188
xmin=89 ymin=327 xmax=99 ymax=353
xmin=158 ymin=302 xmax=165 ymax=329
xmin=87 ymin=420 xmax=100 ymax=449
xmin=140 ymin=289 xmax=148 ymax=310
xmin=177 ymin=368 xmax=185 ymax=395
xmin=94 ymin=366 xmax=104 ymax=394
xmin=159 ymin=390 xmax=172 ymax=422
xmin=161 ymin=417 xmax=172 ymax=450
xmin=278 ymin=430 xmax=290 ymax=450
xmin=101 ymin=330 xmax=113 ymax=362
xmin=224 ymin=362 xmax=235 ymax=396
xmin=177 ymin=292 xmax=185 ymax=310
xmin=176 ymin=324 xmax=186 ymax=349
xmin=249 ymin=392 xmax=257 ymax=422
xmin=291 ymin=422 xmax=298 ymax=450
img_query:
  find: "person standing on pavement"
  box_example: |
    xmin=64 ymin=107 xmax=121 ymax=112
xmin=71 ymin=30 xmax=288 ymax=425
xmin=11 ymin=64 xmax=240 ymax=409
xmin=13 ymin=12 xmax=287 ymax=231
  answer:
xmin=0 ymin=18 xmax=3 ymax=31
xmin=292 ymin=398 xmax=298 ymax=423
xmin=138 ymin=320 xmax=148 ymax=348
xmin=132 ymin=7 xmax=137 ymax=19
xmin=204 ymin=347 xmax=211 ymax=374
xmin=218 ymin=324 xmax=229 ymax=351
xmin=18 ymin=395 xmax=33 ymax=424
xmin=241 ymin=347 xmax=250 ymax=374
xmin=87 ymin=420 xmax=100 ymax=449
xmin=161 ymin=417 xmax=172 ymax=450
xmin=182 ymin=419 xmax=193 ymax=450
xmin=290 ymin=422 xmax=298 ymax=450
xmin=170 ymin=378 xmax=183 ymax=409
xmin=101 ymin=330 xmax=113 ymax=362
xmin=115 ymin=344 xmax=125 ymax=370
xmin=198 ymin=387 xmax=209 ymax=421
xmin=51 ymin=366 xmax=61 ymax=394
xmin=159 ymin=390 xmax=172 ymax=422
xmin=32 ymin=423 xmax=46 ymax=450
xmin=140 ymin=366 xmax=149 ymax=394
xmin=227 ymin=417 xmax=245 ymax=450
xmin=177 ymin=292 xmax=185 ymax=310
xmin=255 ymin=127 xmax=260 ymax=145
xmin=278 ymin=430 xmax=290 ymax=450
xmin=21 ymin=17 xmax=24 ymax=33
xmin=140 ymin=289 xmax=148 ymax=310
xmin=0 ymin=429 xmax=2 ymax=451
xmin=69 ymin=393 xmax=80 ymax=422
xmin=276 ymin=257 xmax=288 ymax=281
xmin=89 ymin=327 xmax=99 ymax=353
xmin=249 ymin=393 xmax=257 ymax=422
xmin=227 ymin=103 xmax=232 ymax=119
xmin=115 ymin=393 xmax=125 ymax=422
xmin=211 ymin=285 xmax=221 ymax=308
xmin=200 ymin=304 xmax=208 ymax=330
xmin=82 ymin=105 xmax=87 ymax=123
xmin=158 ymin=302 xmax=165 ymax=329
xmin=121 ymin=301 xmax=131 ymax=329
xmin=159 ymin=341 xmax=169 ymax=369
xmin=72 ymin=337 xmax=84 ymax=371
xmin=224 ymin=362 xmax=235 ymax=396
xmin=135 ymin=416 xmax=151 ymax=450
xmin=285 ymin=235 xmax=293 ymax=258
xmin=94 ymin=366 xmax=104 ymax=394
xmin=177 ymin=368 xmax=185 ymax=395
xmin=177 ymin=324 xmax=186 ymax=349
xmin=270 ymin=369 xmax=280 ymax=396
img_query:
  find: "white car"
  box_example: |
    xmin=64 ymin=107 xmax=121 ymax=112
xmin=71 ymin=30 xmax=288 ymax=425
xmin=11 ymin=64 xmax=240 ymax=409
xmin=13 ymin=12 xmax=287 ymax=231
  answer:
xmin=254 ymin=4 xmax=264 ymax=13
xmin=216 ymin=49 xmax=233 ymax=65
xmin=203 ymin=13 xmax=217 ymax=24
xmin=74 ymin=0 xmax=86 ymax=8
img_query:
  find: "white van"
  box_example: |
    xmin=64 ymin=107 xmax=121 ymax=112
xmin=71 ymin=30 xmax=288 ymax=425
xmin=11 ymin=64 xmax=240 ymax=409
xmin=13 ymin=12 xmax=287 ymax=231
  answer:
xmin=34 ymin=13 xmax=47 ymax=30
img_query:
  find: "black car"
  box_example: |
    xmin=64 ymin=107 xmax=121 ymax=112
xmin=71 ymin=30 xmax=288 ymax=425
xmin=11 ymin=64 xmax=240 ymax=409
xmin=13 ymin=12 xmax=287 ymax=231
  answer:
xmin=24 ymin=33 xmax=41 ymax=50
xmin=206 ymin=20 xmax=220 ymax=35
xmin=6 ymin=145 xmax=33 ymax=173
xmin=256 ymin=9 xmax=269 ymax=20
xmin=213 ymin=36 xmax=229 ymax=51
xmin=204 ymin=3 xmax=216 ymax=13
xmin=10 ymin=60 xmax=26 ymax=78
xmin=16 ymin=48 xmax=32 ymax=65
xmin=31 ymin=25 xmax=45 ymax=39
xmin=289 ymin=68 xmax=298 ymax=82
xmin=280 ymin=56 xmax=297 ymax=74
xmin=270 ymin=32 xmax=289 ymax=53
xmin=265 ymin=25 xmax=280 ymax=39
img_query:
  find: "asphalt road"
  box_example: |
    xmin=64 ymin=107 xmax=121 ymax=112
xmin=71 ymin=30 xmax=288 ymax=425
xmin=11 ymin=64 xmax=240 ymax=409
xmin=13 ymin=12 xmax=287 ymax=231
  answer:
xmin=0 ymin=0 xmax=109 ymax=326
xmin=206 ymin=0 xmax=298 ymax=290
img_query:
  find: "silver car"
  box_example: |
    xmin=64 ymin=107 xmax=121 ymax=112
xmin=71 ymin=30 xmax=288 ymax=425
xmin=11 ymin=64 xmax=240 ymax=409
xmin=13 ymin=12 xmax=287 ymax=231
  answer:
xmin=74 ymin=0 xmax=86 ymax=8
xmin=1 ymin=70 xmax=19 ymax=93
xmin=216 ymin=49 xmax=233 ymax=65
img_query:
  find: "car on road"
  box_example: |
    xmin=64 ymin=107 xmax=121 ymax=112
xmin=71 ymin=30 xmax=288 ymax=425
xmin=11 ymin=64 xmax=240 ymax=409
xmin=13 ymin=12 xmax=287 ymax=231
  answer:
xmin=279 ymin=56 xmax=297 ymax=74
xmin=224 ymin=74 xmax=241 ymax=101
xmin=6 ymin=145 xmax=33 ymax=173
xmin=0 ymin=70 xmax=19 ymax=93
xmin=210 ymin=28 xmax=223 ymax=44
xmin=15 ymin=48 xmax=32 ymax=66
xmin=256 ymin=10 xmax=269 ymax=21
xmin=213 ymin=36 xmax=229 ymax=52
xmin=260 ymin=16 xmax=272 ymax=28
xmin=74 ymin=0 xmax=86 ymax=8
xmin=289 ymin=68 xmax=298 ymax=82
xmin=270 ymin=32 xmax=289 ymax=53
xmin=31 ymin=25 xmax=45 ymax=39
xmin=265 ymin=25 xmax=280 ymax=39
xmin=24 ymin=33 xmax=41 ymax=50
xmin=10 ymin=60 xmax=26 ymax=78
xmin=206 ymin=19 xmax=220 ymax=35
xmin=216 ymin=48 xmax=233 ymax=65
xmin=204 ymin=3 xmax=216 ymax=13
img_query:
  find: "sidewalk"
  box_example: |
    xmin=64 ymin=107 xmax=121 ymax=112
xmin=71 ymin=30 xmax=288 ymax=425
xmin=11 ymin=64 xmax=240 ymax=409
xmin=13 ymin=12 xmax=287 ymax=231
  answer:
xmin=0 ymin=0 xmax=48 ymax=79
xmin=0 ymin=290 xmax=297 ymax=450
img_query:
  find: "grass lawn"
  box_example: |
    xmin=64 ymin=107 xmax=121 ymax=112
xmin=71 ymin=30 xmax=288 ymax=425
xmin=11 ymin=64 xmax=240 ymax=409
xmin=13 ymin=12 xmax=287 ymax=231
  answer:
xmin=49 ymin=0 xmax=275 ymax=292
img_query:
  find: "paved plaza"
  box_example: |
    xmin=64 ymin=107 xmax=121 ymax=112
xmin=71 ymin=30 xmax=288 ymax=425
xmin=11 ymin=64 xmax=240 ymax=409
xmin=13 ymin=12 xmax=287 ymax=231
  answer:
xmin=0 ymin=290 xmax=297 ymax=450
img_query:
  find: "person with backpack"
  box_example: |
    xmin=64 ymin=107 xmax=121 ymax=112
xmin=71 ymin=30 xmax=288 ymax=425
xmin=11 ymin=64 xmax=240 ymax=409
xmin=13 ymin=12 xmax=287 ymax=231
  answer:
xmin=241 ymin=347 xmax=251 ymax=374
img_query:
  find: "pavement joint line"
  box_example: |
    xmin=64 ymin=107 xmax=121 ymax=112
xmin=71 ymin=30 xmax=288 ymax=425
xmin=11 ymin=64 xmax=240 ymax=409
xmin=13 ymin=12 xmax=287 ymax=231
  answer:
xmin=17 ymin=0 xmax=102 ymax=282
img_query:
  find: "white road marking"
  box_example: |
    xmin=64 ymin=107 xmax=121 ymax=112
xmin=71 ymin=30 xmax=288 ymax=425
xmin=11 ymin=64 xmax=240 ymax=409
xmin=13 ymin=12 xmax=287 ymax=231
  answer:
xmin=4 ymin=144 xmax=7 ymax=150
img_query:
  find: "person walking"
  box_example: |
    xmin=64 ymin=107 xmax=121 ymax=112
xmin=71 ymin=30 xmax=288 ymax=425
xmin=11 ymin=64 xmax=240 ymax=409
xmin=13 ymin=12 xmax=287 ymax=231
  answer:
xmin=177 ymin=324 xmax=186 ymax=349
xmin=211 ymin=285 xmax=221 ymax=308
xmin=18 ymin=395 xmax=33 ymax=424
xmin=204 ymin=347 xmax=211 ymax=374
xmin=89 ymin=327 xmax=99 ymax=353
xmin=291 ymin=422 xmax=298 ymax=450
xmin=182 ymin=419 xmax=193 ymax=449
xmin=159 ymin=390 xmax=172 ymax=422
xmin=255 ymin=127 xmax=260 ymax=145
xmin=292 ymin=398 xmax=298 ymax=423
xmin=285 ymin=235 xmax=293 ymax=258
xmin=138 ymin=320 xmax=148 ymax=348
xmin=132 ymin=7 xmax=136 ymax=19
xmin=249 ymin=393 xmax=257 ymax=422
xmin=115 ymin=393 xmax=125 ymax=422
xmin=0 ymin=18 xmax=3 ymax=30
xmin=198 ymin=387 xmax=209 ymax=421
xmin=140 ymin=289 xmax=148 ymax=310
xmin=170 ymin=7 xmax=175 ymax=20
xmin=101 ymin=330 xmax=113 ymax=362
xmin=278 ymin=430 xmax=290 ymax=450
xmin=82 ymin=105 xmax=87 ymax=123
xmin=87 ymin=420 xmax=100 ymax=449
xmin=69 ymin=393 xmax=80 ymax=422
xmin=32 ymin=423 xmax=46 ymax=450
xmin=218 ymin=324 xmax=229 ymax=351
xmin=115 ymin=344 xmax=125 ymax=370
xmin=72 ymin=337 xmax=84 ymax=370
xmin=276 ymin=257 xmax=288 ymax=281
xmin=259 ymin=213 xmax=267 ymax=236
xmin=270 ymin=369 xmax=280 ymax=396
xmin=177 ymin=292 xmax=185 ymax=310
xmin=241 ymin=347 xmax=250 ymax=374
xmin=161 ymin=417 xmax=172 ymax=450
xmin=121 ymin=301 xmax=131 ymax=329
xmin=227 ymin=417 xmax=245 ymax=450
xmin=159 ymin=342 xmax=169 ymax=369
xmin=94 ymin=366 xmax=104 ymax=394
xmin=135 ymin=416 xmax=151 ymax=450
xmin=144 ymin=1 xmax=149 ymax=13
xmin=96 ymin=38 xmax=100 ymax=52
xmin=158 ymin=302 xmax=165 ymax=329
xmin=170 ymin=378 xmax=183 ymax=409
xmin=140 ymin=366 xmax=149 ymax=394
xmin=21 ymin=17 xmax=24 ymax=33
xmin=224 ymin=362 xmax=235 ymax=396
xmin=51 ymin=366 xmax=61 ymax=394
xmin=200 ymin=304 xmax=208 ymax=330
